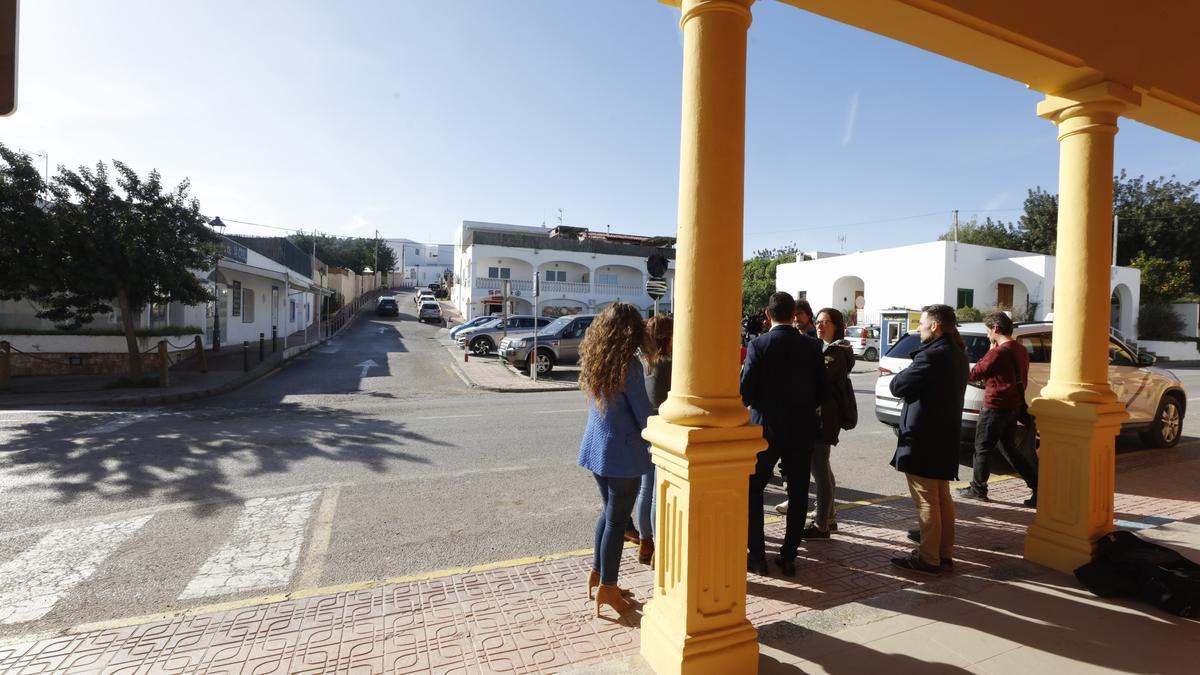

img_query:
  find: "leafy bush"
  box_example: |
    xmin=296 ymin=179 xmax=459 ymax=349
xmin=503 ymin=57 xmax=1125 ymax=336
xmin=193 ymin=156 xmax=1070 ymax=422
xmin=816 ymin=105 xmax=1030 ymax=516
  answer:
xmin=1137 ymin=302 xmax=1186 ymax=339
xmin=955 ymin=306 xmax=984 ymax=322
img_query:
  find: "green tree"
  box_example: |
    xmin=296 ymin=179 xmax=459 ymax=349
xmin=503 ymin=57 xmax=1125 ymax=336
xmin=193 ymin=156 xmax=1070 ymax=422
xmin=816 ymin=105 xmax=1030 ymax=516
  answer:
xmin=0 ymin=146 xmax=58 ymax=303
xmin=289 ymin=233 xmax=396 ymax=275
xmin=7 ymin=160 xmax=222 ymax=376
xmin=938 ymin=216 xmax=1027 ymax=250
xmin=1016 ymin=186 xmax=1060 ymax=255
xmin=742 ymin=245 xmax=799 ymax=315
xmin=1129 ymin=253 xmax=1193 ymax=302
xmin=1112 ymin=171 xmax=1200 ymax=292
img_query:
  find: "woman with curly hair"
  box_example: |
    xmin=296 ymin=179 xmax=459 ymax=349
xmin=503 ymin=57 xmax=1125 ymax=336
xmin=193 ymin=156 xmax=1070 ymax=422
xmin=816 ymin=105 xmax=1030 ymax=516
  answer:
xmin=578 ymin=302 xmax=652 ymax=618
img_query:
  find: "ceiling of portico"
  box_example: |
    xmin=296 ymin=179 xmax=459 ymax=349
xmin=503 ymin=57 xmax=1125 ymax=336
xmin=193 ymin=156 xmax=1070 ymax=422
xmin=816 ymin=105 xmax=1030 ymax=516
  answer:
xmin=780 ymin=0 xmax=1200 ymax=141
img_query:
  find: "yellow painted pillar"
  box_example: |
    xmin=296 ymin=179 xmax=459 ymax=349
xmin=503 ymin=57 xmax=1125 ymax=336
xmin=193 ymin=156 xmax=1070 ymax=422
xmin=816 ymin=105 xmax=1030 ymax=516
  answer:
xmin=640 ymin=1 xmax=764 ymax=673
xmin=1025 ymin=82 xmax=1140 ymax=574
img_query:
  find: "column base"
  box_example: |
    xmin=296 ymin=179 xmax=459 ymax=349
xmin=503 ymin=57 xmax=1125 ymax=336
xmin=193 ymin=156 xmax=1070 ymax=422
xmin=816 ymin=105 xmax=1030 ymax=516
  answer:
xmin=640 ymin=608 xmax=758 ymax=675
xmin=1024 ymin=521 xmax=1108 ymax=574
xmin=1023 ymin=396 xmax=1126 ymax=574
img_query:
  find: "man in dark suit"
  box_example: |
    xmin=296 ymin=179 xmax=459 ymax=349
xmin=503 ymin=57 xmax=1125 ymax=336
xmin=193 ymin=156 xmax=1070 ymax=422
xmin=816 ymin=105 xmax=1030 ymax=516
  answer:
xmin=889 ymin=303 xmax=969 ymax=576
xmin=741 ymin=291 xmax=826 ymax=576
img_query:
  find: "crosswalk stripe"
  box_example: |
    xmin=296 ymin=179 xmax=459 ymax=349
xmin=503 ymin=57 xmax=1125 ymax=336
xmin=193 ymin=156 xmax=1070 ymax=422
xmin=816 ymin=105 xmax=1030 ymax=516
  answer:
xmin=0 ymin=515 xmax=153 ymax=625
xmin=178 ymin=491 xmax=320 ymax=600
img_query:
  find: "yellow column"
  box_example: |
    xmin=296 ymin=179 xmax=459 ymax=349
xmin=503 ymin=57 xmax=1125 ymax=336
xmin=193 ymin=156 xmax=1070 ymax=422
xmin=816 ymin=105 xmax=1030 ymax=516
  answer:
xmin=641 ymin=1 xmax=764 ymax=674
xmin=1025 ymin=82 xmax=1140 ymax=574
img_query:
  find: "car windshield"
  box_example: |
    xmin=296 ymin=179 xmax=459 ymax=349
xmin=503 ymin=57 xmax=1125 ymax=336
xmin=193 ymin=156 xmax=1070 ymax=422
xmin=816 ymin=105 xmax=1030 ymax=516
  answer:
xmin=539 ymin=316 xmax=575 ymax=335
xmin=886 ymin=332 xmax=991 ymax=362
xmin=421 ymin=303 xmax=439 ymax=309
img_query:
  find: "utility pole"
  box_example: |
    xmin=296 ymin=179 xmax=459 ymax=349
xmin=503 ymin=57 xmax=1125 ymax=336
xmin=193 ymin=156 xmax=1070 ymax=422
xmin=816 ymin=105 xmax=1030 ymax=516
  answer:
xmin=952 ymin=209 xmax=959 ymax=263
xmin=373 ymin=229 xmax=379 ymax=291
xmin=1112 ymin=215 xmax=1119 ymax=267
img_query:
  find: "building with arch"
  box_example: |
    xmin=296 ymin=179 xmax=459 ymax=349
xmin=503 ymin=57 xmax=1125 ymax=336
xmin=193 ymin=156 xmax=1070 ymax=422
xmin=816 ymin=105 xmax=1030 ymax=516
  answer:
xmin=451 ymin=221 xmax=676 ymax=320
xmin=775 ymin=241 xmax=1141 ymax=338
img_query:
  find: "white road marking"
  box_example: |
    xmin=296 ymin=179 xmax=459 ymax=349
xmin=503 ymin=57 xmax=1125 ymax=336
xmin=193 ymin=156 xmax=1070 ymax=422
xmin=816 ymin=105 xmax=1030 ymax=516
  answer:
xmin=80 ymin=411 xmax=161 ymax=435
xmin=317 ymin=345 xmax=341 ymax=354
xmin=179 ymin=491 xmax=320 ymax=600
xmin=295 ymin=487 xmax=340 ymax=590
xmin=410 ymin=414 xmax=484 ymax=420
xmin=1188 ymin=397 xmax=1200 ymax=402
xmin=0 ymin=410 xmax=120 ymax=416
xmin=0 ymin=515 xmax=153 ymax=625
xmin=355 ymin=359 xmax=378 ymax=378
xmin=532 ymin=409 xmax=588 ymax=414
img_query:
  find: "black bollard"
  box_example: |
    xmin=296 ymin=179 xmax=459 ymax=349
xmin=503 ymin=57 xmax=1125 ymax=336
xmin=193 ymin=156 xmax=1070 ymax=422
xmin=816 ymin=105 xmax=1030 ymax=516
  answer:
xmin=243 ymin=341 xmax=249 ymax=372
xmin=272 ymin=326 xmax=278 ymax=353
xmin=259 ymin=333 xmax=265 ymax=361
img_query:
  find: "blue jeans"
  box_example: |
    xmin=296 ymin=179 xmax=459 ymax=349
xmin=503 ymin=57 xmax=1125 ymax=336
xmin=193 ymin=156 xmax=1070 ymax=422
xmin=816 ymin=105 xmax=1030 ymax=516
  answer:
xmin=593 ymin=474 xmax=641 ymax=584
xmin=636 ymin=468 xmax=656 ymax=543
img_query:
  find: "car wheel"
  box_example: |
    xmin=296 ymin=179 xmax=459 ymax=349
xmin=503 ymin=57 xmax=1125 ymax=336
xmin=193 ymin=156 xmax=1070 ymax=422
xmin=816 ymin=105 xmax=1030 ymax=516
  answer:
xmin=530 ymin=349 xmax=555 ymax=375
xmin=864 ymin=347 xmax=878 ymax=362
xmin=1140 ymin=395 xmax=1183 ymax=448
xmin=470 ymin=336 xmax=493 ymax=355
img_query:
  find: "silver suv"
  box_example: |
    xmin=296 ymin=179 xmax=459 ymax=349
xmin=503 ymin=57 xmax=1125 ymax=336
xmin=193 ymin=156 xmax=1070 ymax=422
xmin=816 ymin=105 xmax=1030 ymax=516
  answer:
xmin=873 ymin=322 xmax=1187 ymax=448
xmin=456 ymin=315 xmax=553 ymax=355
xmin=500 ymin=314 xmax=596 ymax=374
xmin=846 ymin=324 xmax=881 ymax=361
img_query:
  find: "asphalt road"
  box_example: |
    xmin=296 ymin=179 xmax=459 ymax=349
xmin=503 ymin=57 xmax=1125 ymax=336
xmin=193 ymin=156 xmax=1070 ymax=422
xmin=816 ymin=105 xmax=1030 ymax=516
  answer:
xmin=0 ymin=293 xmax=1197 ymax=641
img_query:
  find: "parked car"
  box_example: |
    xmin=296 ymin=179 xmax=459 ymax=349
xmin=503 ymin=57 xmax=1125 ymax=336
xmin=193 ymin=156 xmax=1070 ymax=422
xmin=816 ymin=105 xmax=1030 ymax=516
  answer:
xmin=456 ymin=315 xmax=554 ymax=355
xmin=874 ymin=322 xmax=1187 ymax=448
xmin=418 ymin=301 xmax=443 ymax=324
xmin=375 ymin=296 xmax=400 ymax=317
xmin=449 ymin=316 xmax=499 ymax=341
xmin=428 ymin=282 xmax=442 ymax=291
xmin=414 ymin=290 xmax=435 ymax=306
xmin=500 ymin=314 xmax=597 ymax=374
xmin=846 ymin=324 xmax=881 ymax=361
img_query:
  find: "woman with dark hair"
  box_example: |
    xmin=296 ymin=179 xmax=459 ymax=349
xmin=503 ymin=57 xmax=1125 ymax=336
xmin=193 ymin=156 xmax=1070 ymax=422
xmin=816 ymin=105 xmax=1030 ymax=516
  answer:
xmin=803 ymin=308 xmax=856 ymax=540
xmin=633 ymin=315 xmax=673 ymax=567
xmin=578 ymin=303 xmax=652 ymax=617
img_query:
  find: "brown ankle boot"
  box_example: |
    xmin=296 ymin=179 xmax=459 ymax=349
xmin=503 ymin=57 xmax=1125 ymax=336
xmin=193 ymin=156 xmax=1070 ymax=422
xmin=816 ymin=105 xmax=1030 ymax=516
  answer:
xmin=638 ymin=539 xmax=654 ymax=566
xmin=594 ymin=583 xmax=633 ymax=617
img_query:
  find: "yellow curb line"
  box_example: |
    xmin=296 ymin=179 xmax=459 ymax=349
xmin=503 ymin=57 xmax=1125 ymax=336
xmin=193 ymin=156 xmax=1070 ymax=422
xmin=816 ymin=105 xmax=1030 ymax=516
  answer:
xmin=62 ymin=475 xmax=1031 ymax=636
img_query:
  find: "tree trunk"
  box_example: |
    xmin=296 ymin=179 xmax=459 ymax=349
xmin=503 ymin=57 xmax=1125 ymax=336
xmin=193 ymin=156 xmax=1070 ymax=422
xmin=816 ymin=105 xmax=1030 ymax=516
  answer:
xmin=117 ymin=288 xmax=142 ymax=378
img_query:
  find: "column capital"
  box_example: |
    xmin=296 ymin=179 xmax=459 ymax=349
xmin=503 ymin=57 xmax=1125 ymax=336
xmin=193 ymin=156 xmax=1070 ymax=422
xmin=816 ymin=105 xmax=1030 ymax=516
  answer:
xmin=1037 ymin=80 xmax=1142 ymax=123
xmin=674 ymin=0 xmax=753 ymax=28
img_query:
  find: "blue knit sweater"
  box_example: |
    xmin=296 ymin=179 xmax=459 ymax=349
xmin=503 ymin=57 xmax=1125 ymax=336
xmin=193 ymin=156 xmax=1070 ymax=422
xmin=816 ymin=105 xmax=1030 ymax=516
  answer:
xmin=577 ymin=358 xmax=653 ymax=478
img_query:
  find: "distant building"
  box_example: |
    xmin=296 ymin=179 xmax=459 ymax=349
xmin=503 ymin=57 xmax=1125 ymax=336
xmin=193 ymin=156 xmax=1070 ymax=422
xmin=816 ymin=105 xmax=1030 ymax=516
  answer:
xmin=775 ymin=240 xmax=1142 ymax=339
xmin=451 ymin=221 xmax=676 ymax=320
xmin=382 ymin=239 xmax=453 ymax=288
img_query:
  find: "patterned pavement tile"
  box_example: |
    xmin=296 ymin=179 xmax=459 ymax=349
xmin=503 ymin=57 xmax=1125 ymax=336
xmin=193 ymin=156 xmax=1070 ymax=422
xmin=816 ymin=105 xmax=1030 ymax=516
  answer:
xmin=1 ymin=457 xmax=1196 ymax=674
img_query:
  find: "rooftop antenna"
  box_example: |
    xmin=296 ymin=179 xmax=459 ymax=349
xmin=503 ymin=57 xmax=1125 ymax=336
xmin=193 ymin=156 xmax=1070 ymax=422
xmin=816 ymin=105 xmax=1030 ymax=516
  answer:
xmin=837 ymin=234 xmax=846 ymax=251
xmin=557 ymin=208 xmax=564 ymax=227
xmin=953 ymin=209 xmax=959 ymax=263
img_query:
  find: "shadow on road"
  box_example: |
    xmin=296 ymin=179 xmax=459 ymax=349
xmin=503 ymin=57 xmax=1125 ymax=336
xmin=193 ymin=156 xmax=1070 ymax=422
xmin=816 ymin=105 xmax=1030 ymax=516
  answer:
xmin=0 ymin=403 xmax=442 ymax=515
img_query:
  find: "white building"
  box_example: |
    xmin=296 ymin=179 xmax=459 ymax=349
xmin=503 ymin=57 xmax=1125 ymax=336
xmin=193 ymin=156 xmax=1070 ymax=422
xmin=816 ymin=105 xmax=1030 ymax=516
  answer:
xmin=211 ymin=236 xmax=319 ymax=348
xmin=0 ymin=235 xmax=319 ymax=350
xmin=382 ymin=239 xmax=453 ymax=288
xmin=775 ymin=240 xmax=1142 ymax=339
xmin=451 ymin=221 xmax=676 ymax=320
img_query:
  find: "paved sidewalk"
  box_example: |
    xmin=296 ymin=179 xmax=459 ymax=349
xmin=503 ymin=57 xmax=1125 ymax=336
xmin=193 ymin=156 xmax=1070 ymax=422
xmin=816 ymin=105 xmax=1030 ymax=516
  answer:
xmin=2 ymin=448 xmax=1196 ymax=674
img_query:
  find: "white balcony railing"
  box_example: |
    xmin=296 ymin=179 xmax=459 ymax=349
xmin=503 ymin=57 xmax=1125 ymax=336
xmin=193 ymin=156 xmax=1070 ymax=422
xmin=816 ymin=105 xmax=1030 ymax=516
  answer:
xmin=593 ymin=282 xmax=647 ymax=298
xmin=541 ymin=280 xmax=591 ymax=294
xmin=474 ymin=277 xmax=533 ymax=292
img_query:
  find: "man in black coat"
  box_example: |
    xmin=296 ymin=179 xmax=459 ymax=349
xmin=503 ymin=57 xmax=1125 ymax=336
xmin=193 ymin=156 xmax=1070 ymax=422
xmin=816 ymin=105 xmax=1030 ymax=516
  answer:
xmin=741 ymin=291 xmax=826 ymax=576
xmin=889 ymin=303 xmax=969 ymax=576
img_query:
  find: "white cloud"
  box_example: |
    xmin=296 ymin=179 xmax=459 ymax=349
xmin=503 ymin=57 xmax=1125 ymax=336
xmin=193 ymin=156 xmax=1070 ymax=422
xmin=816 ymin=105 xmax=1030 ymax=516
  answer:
xmin=841 ymin=91 xmax=859 ymax=147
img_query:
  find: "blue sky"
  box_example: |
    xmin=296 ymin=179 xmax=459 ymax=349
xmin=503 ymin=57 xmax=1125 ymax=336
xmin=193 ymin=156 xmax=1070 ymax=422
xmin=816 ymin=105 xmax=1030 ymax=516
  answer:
xmin=5 ymin=1 xmax=1197 ymax=255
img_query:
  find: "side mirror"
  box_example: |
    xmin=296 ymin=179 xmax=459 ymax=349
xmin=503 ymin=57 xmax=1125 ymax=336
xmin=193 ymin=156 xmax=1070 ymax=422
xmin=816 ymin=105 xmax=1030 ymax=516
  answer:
xmin=1137 ymin=351 xmax=1156 ymax=367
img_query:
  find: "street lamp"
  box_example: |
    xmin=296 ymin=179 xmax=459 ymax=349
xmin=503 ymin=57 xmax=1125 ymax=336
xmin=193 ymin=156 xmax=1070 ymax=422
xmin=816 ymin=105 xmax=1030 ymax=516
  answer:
xmin=209 ymin=217 xmax=226 ymax=351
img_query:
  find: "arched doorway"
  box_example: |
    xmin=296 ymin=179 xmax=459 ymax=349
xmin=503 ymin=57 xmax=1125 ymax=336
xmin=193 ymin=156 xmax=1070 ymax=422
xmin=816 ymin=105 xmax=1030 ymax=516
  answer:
xmin=992 ymin=277 xmax=1030 ymax=319
xmin=1111 ymin=283 xmax=1134 ymax=338
xmin=831 ymin=275 xmax=865 ymax=324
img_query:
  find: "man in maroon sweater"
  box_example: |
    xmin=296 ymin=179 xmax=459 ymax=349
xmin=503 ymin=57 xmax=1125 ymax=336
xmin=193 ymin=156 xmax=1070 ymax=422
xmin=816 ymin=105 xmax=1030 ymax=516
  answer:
xmin=957 ymin=312 xmax=1039 ymax=507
